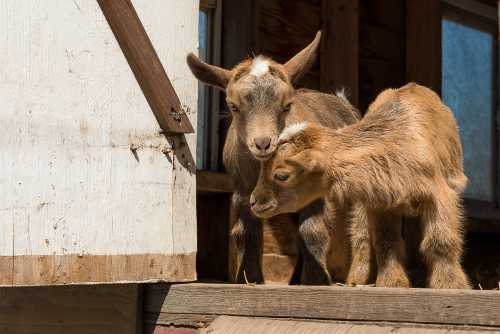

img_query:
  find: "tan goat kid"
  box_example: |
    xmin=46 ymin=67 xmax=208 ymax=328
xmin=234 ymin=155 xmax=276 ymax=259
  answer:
xmin=251 ymin=83 xmax=470 ymax=289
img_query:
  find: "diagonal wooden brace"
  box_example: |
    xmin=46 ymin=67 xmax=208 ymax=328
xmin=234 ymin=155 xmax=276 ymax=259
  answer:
xmin=97 ymin=0 xmax=194 ymax=134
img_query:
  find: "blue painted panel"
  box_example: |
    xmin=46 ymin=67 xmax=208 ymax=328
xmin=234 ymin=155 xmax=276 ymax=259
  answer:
xmin=197 ymin=10 xmax=208 ymax=169
xmin=442 ymin=17 xmax=494 ymax=201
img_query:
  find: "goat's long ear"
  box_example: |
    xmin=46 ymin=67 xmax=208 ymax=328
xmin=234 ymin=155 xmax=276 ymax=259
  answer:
xmin=284 ymin=31 xmax=322 ymax=84
xmin=186 ymin=53 xmax=231 ymax=90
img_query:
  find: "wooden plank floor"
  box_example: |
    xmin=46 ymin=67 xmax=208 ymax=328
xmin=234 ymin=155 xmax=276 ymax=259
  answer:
xmin=144 ymin=283 xmax=500 ymax=329
xmin=200 ymin=316 xmax=500 ymax=334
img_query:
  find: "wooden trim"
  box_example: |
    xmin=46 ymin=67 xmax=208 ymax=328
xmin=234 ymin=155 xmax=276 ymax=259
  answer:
xmin=145 ymin=283 xmax=500 ymax=327
xmin=443 ymin=0 xmax=498 ymax=21
xmin=200 ymin=0 xmax=217 ymax=10
xmin=406 ymin=0 xmax=442 ymax=93
xmin=0 ymin=253 xmax=196 ymax=286
xmin=97 ymin=0 xmax=194 ymax=134
xmin=197 ymin=171 xmax=233 ymax=193
xmin=320 ymin=0 xmax=359 ymax=105
xmin=208 ymin=0 xmax=223 ymax=169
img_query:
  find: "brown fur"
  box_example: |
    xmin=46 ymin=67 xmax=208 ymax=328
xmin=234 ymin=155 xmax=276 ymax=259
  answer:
xmin=251 ymin=83 xmax=471 ymax=289
xmin=187 ymin=32 xmax=368 ymax=284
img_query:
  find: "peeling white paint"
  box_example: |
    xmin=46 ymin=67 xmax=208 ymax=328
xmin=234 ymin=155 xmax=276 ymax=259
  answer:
xmin=0 ymin=0 xmax=197 ymax=260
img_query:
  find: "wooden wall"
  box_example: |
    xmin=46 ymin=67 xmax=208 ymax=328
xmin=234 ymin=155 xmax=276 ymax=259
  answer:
xmin=359 ymin=0 xmax=406 ymax=111
xmin=0 ymin=0 xmax=198 ymax=285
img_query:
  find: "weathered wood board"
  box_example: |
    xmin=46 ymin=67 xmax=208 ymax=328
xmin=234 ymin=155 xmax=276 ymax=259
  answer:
xmin=0 ymin=284 xmax=139 ymax=334
xmin=145 ymin=283 xmax=500 ymax=328
xmin=0 ymin=0 xmax=198 ymax=285
xmin=201 ymin=316 xmax=500 ymax=334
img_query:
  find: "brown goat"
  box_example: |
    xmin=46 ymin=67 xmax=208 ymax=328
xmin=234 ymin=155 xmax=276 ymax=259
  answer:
xmin=187 ymin=32 xmax=371 ymax=285
xmin=251 ymin=83 xmax=470 ymax=289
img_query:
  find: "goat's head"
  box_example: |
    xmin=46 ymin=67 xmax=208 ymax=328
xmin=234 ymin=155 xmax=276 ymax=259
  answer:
xmin=187 ymin=31 xmax=322 ymax=160
xmin=249 ymin=122 xmax=328 ymax=218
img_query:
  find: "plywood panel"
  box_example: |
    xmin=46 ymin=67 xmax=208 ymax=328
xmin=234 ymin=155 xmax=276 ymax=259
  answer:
xmin=0 ymin=0 xmax=198 ymax=285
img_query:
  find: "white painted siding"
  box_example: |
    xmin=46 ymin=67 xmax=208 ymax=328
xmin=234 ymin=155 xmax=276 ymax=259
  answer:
xmin=0 ymin=0 xmax=198 ymax=283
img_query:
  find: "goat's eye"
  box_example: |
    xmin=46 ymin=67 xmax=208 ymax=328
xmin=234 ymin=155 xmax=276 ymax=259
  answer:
xmin=282 ymin=104 xmax=292 ymax=113
xmin=274 ymin=172 xmax=290 ymax=182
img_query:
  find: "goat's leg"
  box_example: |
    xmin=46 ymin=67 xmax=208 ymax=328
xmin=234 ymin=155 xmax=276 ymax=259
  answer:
xmin=231 ymin=193 xmax=264 ymax=284
xmin=346 ymin=203 xmax=375 ymax=286
xmin=298 ymin=200 xmax=331 ymax=285
xmin=420 ymin=191 xmax=470 ymax=289
xmin=370 ymin=211 xmax=411 ymax=288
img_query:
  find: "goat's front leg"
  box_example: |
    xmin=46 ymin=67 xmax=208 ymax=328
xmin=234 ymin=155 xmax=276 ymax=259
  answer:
xmin=298 ymin=200 xmax=331 ymax=285
xmin=369 ymin=210 xmax=411 ymax=288
xmin=231 ymin=193 xmax=264 ymax=284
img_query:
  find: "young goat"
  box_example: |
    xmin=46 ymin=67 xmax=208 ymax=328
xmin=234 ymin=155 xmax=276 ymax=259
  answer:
xmin=187 ymin=32 xmax=372 ymax=285
xmin=251 ymin=83 xmax=470 ymax=289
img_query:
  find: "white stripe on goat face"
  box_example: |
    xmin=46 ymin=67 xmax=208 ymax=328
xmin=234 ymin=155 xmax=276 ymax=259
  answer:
xmin=250 ymin=56 xmax=269 ymax=77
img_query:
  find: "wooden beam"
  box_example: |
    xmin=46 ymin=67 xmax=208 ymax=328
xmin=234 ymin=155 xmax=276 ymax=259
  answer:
xmin=406 ymin=0 xmax=442 ymax=92
xmin=97 ymin=0 xmax=194 ymax=134
xmin=443 ymin=0 xmax=497 ymax=21
xmin=321 ymin=0 xmax=359 ymax=106
xmin=197 ymin=171 xmax=233 ymax=193
xmin=145 ymin=283 xmax=500 ymax=327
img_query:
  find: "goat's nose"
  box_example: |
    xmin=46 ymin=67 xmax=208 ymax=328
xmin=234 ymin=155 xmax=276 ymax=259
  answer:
xmin=254 ymin=137 xmax=271 ymax=151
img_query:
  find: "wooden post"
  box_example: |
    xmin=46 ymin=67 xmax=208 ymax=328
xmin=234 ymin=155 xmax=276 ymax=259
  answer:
xmin=406 ymin=0 xmax=442 ymax=92
xmin=321 ymin=0 xmax=359 ymax=106
xmin=405 ymin=0 xmax=442 ymax=271
xmin=97 ymin=0 xmax=194 ymax=134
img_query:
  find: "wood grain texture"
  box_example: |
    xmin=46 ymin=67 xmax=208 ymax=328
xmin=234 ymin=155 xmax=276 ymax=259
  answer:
xmin=359 ymin=0 xmax=406 ymax=111
xmin=145 ymin=283 xmax=500 ymax=327
xmin=197 ymin=171 xmax=233 ymax=193
xmin=145 ymin=312 xmax=217 ymax=328
xmin=97 ymin=0 xmax=193 ymax=134
xmin=406 ymin=0 xmax=442 ymax=92
xmin=0 ymin=0 xmax=198 ymax=285
xmin=0 ymin=284 xmax=139 ymax=334
xmin=255 ymin=0 xmax=322 ymax=89
xmin=148 ymin=314 xmax=500 ymax=333
xmin=321 ymin=0 xmax=359 ymax=105
xmin=200 ymin=316 xmax=500 ymax=334
xmin=0 ymin=253 xmax=195 ymax=286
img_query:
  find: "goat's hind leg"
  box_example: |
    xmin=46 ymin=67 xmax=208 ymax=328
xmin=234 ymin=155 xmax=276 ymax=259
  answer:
xmin=298 ymin=200 xmax=332 ymax=285
xmin=346 ymin=203 xmax=375 ymax=286
xmin=370 ymin=210 xmax=411 ymax=288
xmin=420 ymin=190 xmax=470 ymax=289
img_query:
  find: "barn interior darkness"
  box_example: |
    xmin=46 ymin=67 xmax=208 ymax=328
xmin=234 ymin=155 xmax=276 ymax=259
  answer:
xmin=196 ymin=0 xmax=500 ymax=289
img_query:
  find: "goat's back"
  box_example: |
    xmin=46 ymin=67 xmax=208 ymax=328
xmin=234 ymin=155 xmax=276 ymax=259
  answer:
xmin=366 ymin=83 xmax=467 ymax=193
xmin=289 ymin=88 xmax=360 ymax=129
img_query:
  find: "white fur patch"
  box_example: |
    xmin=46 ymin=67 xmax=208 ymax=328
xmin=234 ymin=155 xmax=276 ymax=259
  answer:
xmin=250 ymin=56 xmax=269 ymax=77
xmin=278 ymin=122 xmax=309 ymax=143
xmin=336 ymin=88 xmax=349 ymax=103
